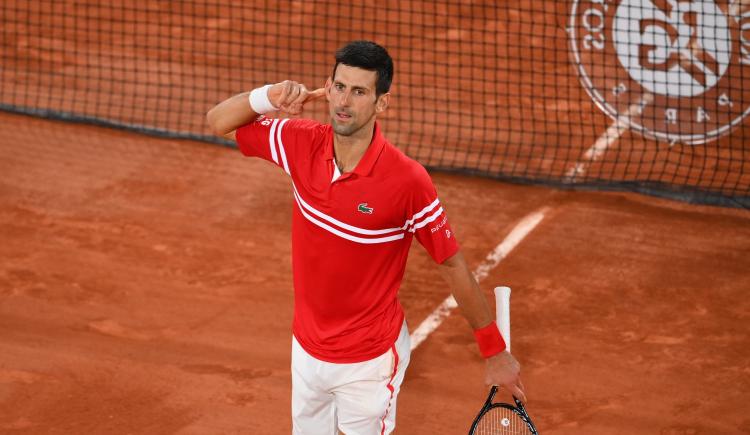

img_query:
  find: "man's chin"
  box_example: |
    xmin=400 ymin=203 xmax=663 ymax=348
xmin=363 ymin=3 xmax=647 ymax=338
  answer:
xmin=332 ymin=121 xmax=358 ymax=136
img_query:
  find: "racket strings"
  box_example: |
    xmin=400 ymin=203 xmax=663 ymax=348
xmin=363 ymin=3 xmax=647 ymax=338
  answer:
xmin=475 ymin=407 xmax=532 ymax=434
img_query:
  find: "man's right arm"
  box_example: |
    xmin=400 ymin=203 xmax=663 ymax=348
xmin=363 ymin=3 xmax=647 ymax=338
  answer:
xmin=206 ymin=81 xmax=325 ymax=140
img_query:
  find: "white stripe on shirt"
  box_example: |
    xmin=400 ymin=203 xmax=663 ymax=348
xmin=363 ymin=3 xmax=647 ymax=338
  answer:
xmin=276 ymin=118 xmax=291 ymax=175
xmin=293 ymin=193 xmax=405 ymax=244
xmin=293 ymin=187 xmax=404 ymax=236
xmin=409 ymin=207 xmax=444 ymax=232
xmin=402 ymin=198 xmax=440 ymax=229
xmin=268 ymin=119 xmax=279 ymax=164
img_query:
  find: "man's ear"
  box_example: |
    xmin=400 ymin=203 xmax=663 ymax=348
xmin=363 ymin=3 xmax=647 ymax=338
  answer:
xmin=324 ymin=77 xmax=332 ymax=101
xmin=375 ymin=92 xmax=390 ymax=114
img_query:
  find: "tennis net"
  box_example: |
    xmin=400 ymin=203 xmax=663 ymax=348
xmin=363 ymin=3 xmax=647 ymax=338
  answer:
xmin=1 ymin=1 xmax=748 ymax=207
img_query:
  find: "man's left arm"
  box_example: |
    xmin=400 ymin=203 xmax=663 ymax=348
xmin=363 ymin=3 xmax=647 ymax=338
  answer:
xmin=437 ymin=251 xmax=528 ymax=402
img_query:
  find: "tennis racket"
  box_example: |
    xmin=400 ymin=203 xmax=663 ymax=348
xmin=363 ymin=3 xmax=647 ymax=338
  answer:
xmin=468 ymin=286 xmax=538 ymax=435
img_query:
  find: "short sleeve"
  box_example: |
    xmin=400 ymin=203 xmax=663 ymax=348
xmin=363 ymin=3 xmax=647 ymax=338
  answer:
xmin=406 ymin=165 xmax=460 ymax=264
xmin=235 ymin=116 xmax=320 ymax=174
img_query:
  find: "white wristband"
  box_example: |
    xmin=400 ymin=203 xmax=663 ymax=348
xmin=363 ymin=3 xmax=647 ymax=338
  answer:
xmin=249 ymin=84 xmax=278 ymax=114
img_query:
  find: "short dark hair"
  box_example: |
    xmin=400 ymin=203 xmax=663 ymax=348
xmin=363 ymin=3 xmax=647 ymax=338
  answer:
xmin=332 ymin=40 xmax=394 ymax=96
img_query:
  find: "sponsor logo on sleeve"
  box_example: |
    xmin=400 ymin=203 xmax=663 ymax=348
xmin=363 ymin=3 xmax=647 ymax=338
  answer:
xmin=430 ymin=215 xmax=449 ymax=233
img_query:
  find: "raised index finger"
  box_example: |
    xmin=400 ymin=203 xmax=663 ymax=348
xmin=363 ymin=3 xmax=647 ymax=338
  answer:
xmin=305 ymin=87 xmax=326 ymax=101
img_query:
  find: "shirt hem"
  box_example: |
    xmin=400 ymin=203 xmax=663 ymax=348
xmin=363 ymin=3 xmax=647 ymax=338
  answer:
xmin=293 ymin=313 xmax=406 ymax=364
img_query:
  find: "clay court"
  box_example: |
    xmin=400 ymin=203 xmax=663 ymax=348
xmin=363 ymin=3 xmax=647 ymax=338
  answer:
xmin=1 ymin=1 xmax=750 ymax=434
xmin=2 ymin=113 xmax=749 ymax=434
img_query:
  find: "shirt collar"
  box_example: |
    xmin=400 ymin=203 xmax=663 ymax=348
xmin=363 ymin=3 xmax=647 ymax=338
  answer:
xmin=325 ymin=122 xmax=386 ymax=178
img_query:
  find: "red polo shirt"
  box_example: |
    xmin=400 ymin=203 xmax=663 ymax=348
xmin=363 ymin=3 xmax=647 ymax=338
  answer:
xmin=236 ymin=116 xmax=459 ymax=363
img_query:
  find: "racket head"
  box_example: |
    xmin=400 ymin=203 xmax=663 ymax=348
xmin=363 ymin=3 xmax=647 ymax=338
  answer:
xmin=469 ymin=386 xmax=538 ymax=435
xmin=471 ymin=404 xmax=535 ymax=434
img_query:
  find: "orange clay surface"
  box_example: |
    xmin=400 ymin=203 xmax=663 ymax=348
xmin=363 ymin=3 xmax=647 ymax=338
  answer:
xmin=1 ymin=111 xmax=749 ymax=434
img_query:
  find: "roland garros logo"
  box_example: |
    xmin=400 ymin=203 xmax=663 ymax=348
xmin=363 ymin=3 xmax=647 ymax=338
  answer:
xmin=569 ymin=0 xmax=750 ymax=145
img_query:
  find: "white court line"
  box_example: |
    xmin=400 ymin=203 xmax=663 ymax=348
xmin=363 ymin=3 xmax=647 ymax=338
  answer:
xmin=409 ymin=207 xmax=549 ymax=351
xmin=729 ymin=1 xmax=746 ymax=20
xmin=564 ymin=93 xmax=653 ymax=182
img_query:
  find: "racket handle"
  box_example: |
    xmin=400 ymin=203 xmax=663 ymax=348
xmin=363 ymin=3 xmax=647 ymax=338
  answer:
xmin=494 ymin=286 xmax=511 ymax=352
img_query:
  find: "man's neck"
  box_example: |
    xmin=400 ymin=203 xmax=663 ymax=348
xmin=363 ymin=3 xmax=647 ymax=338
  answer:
xmin=333 ymin=119 xmax=376 ymax=173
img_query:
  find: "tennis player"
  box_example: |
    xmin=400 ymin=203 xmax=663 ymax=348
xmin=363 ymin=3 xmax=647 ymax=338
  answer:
xmin=207 ymin=40 xmax=526 ymax=435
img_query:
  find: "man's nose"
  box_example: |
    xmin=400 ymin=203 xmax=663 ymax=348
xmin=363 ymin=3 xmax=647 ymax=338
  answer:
xmin=337 ymin=90 xmax=351 ymax=107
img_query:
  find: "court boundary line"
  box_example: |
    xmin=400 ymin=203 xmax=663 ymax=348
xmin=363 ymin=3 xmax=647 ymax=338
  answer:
xmin=409 ymin=207 xmax=549 ymax=351
xmin=564 ymin=94 xmax=653 ymax=182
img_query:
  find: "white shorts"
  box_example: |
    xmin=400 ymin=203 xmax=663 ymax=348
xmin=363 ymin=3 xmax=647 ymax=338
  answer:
xmin=291 ymin=321 xmax=411 ymax=435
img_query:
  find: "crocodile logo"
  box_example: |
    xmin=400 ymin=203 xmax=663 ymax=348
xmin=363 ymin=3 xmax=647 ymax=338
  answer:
xmin=357 ymin=203 xmax=374 ymax=214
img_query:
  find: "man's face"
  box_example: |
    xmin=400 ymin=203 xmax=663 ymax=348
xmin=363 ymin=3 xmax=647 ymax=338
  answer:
xmin=326 ymin=64 xmax=388 ymax=137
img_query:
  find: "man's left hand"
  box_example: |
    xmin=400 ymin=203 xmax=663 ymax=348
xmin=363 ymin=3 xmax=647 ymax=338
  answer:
xmin=485 ymin=350 xmax=527 ymax=402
